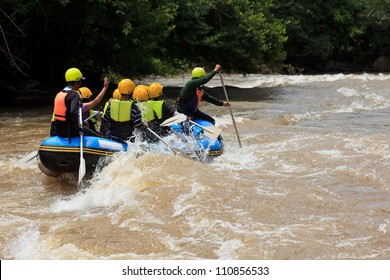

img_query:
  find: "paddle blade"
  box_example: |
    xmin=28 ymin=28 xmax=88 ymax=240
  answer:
xmin=18 ymin=151 xmax=38 ymax=168
xmin=78 ymin=157 xmax=86 ymax=185
xmin=202 ymin=126 xmax=222 ymax=140
xmin=160 ymin=114 xmax=187 ymax=127
xmin=189 ymin=120 xmax=221 ymax=140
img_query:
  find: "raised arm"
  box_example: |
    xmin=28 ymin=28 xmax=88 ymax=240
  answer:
xmin=83 ymin=77 xmax=109 ymax=111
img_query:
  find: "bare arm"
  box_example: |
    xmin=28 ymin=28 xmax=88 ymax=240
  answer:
xmin=83 ymin=77 xmax=109 ymax=111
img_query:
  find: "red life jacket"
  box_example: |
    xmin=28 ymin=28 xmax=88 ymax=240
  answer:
xmin=196 ymin=88 xmax=203 ymax=109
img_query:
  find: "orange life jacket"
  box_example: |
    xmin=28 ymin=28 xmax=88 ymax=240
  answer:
xmin=53 ymin=91 xmax=68 ymax=121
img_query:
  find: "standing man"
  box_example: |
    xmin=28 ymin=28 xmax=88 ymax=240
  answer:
xmin=50 ymin=67 xmax=85 ymax=138
xmin=176 ymin=64 xmax=230 ymax=125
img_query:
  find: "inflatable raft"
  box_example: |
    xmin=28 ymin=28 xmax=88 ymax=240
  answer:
xmin=38 ymin=136 xmax=127 ymax=177
xmin=37 ymin=119 xmax=223 ymax=177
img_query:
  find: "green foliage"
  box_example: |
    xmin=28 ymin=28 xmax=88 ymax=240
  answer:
xmin=359 ymin=0 xmax=390 ymax=56
xmin=361 ymin=0 xmax=390 ymax=28
xmin=273 ymin=0 xmax=367 ymax=68
xmin=167 ymin=0 xmax=287 ymax=72
xmin=2 ymin=0 xmax=390 ymax=87
xmin=1 ymin=0 xmax=288 ymax=81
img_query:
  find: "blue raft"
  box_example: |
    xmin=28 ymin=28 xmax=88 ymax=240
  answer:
xmin=38 ymin=136 xmax=127 ymax=177
xmin=170 ymin=119 xmax=224 ymax=157
xmin=37 ymin=119 xmax=224 ymax=177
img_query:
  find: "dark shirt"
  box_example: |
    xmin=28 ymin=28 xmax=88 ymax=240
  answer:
xmin=161 ymin=101 xmax=176 ymax=121
xmin=177 ymin=70 xmax=223 ymax=117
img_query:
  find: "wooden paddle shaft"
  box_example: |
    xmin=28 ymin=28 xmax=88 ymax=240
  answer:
xmin=219 ymin=72 xmax=242 ymax=148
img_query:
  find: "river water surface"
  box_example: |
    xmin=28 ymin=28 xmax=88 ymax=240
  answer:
xmin=1 ymin=73 xmax=390 ymax=259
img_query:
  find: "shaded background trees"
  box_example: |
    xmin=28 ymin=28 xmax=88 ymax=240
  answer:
xmin=1 ymin=0 xmax=179 ymax=87
xmin=273 ymin=0 xmax=366 ymax=71
xmin=1 ymin=0 xmax=390 ymax=96
xmin=166 ymin=0 xmax=287 ymax=73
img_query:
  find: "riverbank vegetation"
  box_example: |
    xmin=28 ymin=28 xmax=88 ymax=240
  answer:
xmin=1 ymin=0 xmax=390 ymax=93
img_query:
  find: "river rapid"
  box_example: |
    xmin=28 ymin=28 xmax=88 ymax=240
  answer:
xmin=1 ymin=73 xmax=390 ymax=260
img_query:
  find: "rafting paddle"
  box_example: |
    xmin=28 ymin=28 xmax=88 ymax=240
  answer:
xmin=78 ymin=107 xmax=86 ymax=185
xmin=160 ymin=113 xmax=187 ymax=126
xmin=219 ymin=72 xmax=242 ymax=148
xmin=83 ymin=110 xmax=102 ymax=122
xmin=18 ymin=151 xmax=38 ymax=168
xmin=147 ymin=128 xmax=190 ymax=158
xmin=160 ymin=114 xmax=221 ymax=140
xmin=188 ymin=120 xmax=221 ymax=140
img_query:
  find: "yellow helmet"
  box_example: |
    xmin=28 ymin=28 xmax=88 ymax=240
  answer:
xmin=65 ymin=68 xmax=85 ymax=82
xmin=79 ymin=87 xmax=92 ymax=99
xmin=118 ymin=78 xmax=135 ymax=95
xmin=148 ymin=83 xmax=163 ymax=99
xmin=112 ymin=88 xmax=121 ymax=99
xmin=191 ymin=67 xmax=206 ymax=78
xmin=133 ymin=85 xmax=149 ymax=102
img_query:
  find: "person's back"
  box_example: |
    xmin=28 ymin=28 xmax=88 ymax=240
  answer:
xmin=50 ymin=68 xmax=85 ymax=138
xmin=133 ymin=85 xmax=154 ymax=123
xmin=148 ymin=82 xmax=177 ymax=136
xmin=133 ymin=85 xmax=160 ymax=141
xmin=109 ymin=98 xmax=134 ymax=142
xmin=100 ymin=79 xmax=145 ymax=142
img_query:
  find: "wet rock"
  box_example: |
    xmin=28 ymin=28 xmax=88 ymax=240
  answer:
xmin=373 ymin=56 xmax=390 ymax=72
